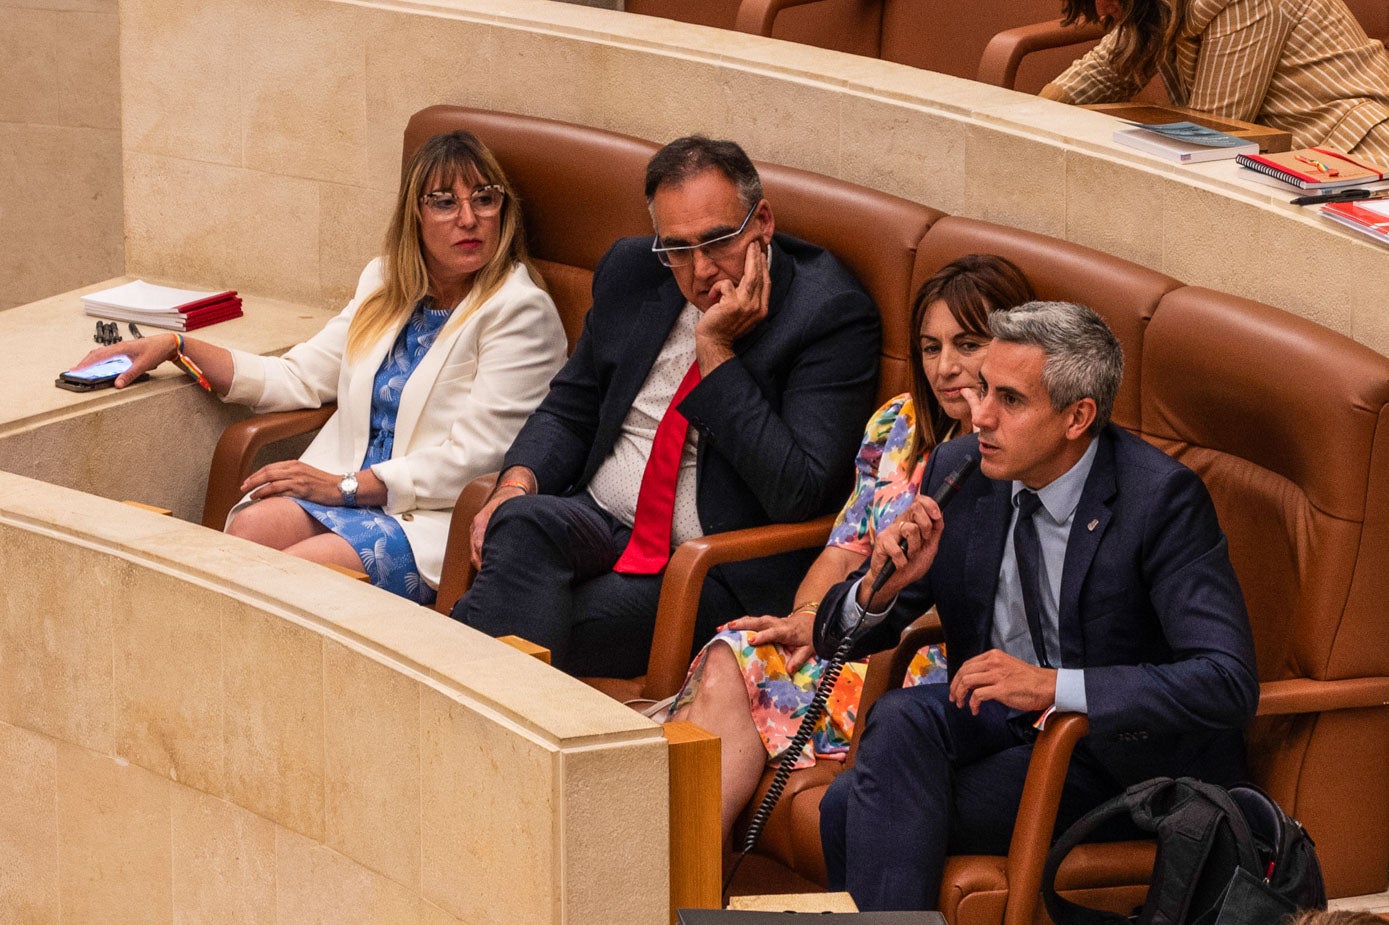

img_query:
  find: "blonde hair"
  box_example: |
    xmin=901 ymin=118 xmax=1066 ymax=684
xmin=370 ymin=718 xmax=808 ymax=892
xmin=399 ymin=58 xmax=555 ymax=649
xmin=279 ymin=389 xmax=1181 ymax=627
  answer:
xmin=346 ymin=130 xmax=539 ymax=359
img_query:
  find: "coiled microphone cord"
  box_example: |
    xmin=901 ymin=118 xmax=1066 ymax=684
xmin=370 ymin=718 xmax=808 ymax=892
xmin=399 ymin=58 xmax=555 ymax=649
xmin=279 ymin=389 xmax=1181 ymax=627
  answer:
xmin=720 ymin=453 xmax=976 ymax=901
xmin=722 ymin=595 xmax=876 ymax=899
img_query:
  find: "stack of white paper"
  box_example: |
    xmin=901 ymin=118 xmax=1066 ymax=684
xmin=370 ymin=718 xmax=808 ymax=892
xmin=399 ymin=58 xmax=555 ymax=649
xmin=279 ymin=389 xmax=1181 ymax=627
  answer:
xmin=82 ymin=280 xmax=243 ymax=331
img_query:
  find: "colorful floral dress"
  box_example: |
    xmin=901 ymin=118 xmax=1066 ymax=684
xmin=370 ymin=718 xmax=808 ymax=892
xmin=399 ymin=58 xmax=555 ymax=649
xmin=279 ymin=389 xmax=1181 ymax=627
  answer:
xmin=669 ymin=393 xmax=948 ymax=769
xmin=293 ymin=301 xmax=449 ymax=605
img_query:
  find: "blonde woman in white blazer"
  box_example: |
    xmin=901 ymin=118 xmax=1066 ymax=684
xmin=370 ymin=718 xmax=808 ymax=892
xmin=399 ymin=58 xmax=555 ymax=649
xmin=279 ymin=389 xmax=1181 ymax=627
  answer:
xmin=74 ymin=131 xmax=567 ymax=603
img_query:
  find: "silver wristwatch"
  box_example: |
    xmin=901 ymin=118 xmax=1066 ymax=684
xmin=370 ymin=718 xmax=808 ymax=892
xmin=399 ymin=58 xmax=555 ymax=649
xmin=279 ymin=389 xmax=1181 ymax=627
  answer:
xmin=338 ymin=472 xmax=359 ymax=506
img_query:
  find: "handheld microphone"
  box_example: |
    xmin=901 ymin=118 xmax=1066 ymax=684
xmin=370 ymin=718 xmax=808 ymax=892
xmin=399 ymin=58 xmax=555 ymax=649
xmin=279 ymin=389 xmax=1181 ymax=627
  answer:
xmin=867 ymin=453 xmax=978 ymax=599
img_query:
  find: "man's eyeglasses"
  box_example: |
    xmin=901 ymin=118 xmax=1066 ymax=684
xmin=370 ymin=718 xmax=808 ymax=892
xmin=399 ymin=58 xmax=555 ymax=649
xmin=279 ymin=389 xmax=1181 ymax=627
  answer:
xmin=651 ymin=203 xmax=758 ymax=268
xmin=420 ymin=185 xmax=507 ymax=221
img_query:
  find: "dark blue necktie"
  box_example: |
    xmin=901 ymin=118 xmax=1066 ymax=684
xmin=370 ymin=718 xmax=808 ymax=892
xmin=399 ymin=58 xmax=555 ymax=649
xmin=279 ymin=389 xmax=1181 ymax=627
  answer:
xmin=1013 ymin=489 xmax=1052 ymax=668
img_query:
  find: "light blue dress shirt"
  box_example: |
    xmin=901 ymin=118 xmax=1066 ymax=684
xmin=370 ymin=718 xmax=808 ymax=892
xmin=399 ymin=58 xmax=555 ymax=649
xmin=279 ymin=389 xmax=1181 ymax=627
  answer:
xmin=994 ymin=436 xmax=1099 ymax=713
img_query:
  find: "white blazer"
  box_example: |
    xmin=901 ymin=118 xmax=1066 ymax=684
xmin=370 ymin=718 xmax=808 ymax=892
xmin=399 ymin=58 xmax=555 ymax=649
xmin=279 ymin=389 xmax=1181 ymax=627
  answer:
xmin=224 ymin=257 xmax=566 ymax=587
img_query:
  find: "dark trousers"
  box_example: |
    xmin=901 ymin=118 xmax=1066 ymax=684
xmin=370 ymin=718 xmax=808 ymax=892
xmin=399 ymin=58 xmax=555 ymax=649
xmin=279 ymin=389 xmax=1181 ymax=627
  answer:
xmin=450 ymin=491 xmax=741 ymax=677
xmin=820 ymin=683 xmax=1125 ymax=912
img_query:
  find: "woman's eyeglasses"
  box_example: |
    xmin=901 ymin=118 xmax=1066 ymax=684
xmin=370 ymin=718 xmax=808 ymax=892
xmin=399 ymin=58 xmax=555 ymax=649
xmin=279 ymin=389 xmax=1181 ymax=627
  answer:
xmin=420 ymin=185 xmax=507 ymax=221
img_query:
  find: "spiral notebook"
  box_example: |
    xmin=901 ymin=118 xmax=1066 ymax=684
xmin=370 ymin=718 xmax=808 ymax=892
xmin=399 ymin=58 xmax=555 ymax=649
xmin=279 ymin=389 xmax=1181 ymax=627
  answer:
xmin=1236 ymin=148 xmax=1388 ymax=191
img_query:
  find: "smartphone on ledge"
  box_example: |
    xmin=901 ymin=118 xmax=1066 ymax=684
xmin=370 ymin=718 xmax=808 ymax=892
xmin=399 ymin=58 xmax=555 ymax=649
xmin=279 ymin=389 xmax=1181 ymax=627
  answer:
xmin=55 ymin=355 xmax=149 ymax=392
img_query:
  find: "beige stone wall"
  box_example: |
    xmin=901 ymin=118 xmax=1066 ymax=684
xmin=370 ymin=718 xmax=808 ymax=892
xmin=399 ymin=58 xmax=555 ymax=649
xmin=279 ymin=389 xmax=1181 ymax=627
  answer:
xmin=0 ymin=0 xmax=124 ymax=311
xmin=0 ymin=472 xmax=670 ymax=924
xmin=113 ymin=0 xmax=1389 ymax=355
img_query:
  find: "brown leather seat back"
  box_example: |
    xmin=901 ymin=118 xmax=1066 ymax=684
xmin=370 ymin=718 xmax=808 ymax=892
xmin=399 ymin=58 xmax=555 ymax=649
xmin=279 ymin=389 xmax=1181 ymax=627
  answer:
xmin=1140 ymin=286 xmax=1389 ymax=896
xmin=758 ymin=161 xmax=943 ymax=403
xmin=626 ymin=0 xmax=884 ymax=57
xmin=1343 ymin=0 xmax=1389 ymax=42
xmin=624 ymin=0 xmax=742 ymax=29
xmin=1141 ymin=287 xmax=1389 ymax=684
xmin=913 ymin=215 xmax=1180 ymax=432
xmin=879 ymin=0 xmax=1067 ymax=78
xmin=404 ymin=106 xmax=657 ymax=350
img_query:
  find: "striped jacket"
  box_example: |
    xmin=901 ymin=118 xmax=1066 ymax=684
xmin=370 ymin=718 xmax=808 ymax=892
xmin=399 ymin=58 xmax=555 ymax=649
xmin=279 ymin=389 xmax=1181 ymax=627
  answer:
xmin=1049 ymin=0 xmax=1389 ymax=160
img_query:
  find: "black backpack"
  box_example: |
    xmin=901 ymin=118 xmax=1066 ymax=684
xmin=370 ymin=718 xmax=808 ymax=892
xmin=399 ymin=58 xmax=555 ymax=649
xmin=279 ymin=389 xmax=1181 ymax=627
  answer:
xmin=1042 ymin=777 xmax=1326 ymax=925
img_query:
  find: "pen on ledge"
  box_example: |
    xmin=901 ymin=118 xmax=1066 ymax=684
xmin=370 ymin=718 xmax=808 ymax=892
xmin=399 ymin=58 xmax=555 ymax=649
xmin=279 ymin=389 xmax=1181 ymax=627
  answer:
xmin=1290 ymin=188 xmax=1389 ymax=206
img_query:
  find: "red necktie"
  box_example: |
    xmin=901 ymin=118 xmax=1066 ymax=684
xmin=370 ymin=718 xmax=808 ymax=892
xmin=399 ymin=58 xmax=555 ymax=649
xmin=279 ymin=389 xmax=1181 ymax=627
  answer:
xmin=612 ymin=360 xmax=702 ymax=574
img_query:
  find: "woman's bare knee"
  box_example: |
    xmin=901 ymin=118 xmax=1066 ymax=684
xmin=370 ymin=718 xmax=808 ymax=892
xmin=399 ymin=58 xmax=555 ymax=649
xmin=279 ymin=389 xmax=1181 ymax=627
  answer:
xmin=226 ymin=498 xmax=319 ymax=549
xmin=282 ymin=532 xmax=365 ymax=572
xmin=685 ymin=642 xmax=752 ymax=720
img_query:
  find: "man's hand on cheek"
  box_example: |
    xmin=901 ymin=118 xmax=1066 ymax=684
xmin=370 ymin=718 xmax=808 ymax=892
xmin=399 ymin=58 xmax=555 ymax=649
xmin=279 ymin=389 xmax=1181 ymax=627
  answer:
xmin=697 ymin=241 xmax=768 ymax=341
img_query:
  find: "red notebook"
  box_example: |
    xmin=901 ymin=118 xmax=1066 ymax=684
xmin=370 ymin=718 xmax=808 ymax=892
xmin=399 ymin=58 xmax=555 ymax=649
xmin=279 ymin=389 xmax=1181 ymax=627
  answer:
xmin=180 ymin=298 xmax=244 ymax=331
xmin=1319 ymin=198 xmax=1389 ymax=244
xmin=176 ymin=290 xmax=239 ymax=312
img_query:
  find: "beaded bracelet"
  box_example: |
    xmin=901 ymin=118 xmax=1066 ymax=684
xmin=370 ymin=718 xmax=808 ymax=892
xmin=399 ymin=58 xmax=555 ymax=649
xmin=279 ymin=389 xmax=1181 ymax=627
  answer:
xmin=170 ymin=333 xmax=213 ymax=392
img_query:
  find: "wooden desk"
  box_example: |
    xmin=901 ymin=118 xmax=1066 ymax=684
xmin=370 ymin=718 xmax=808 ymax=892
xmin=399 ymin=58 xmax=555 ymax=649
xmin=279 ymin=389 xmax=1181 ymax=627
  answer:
xmin=1082 ymin=102 xmax=1294 ymax=153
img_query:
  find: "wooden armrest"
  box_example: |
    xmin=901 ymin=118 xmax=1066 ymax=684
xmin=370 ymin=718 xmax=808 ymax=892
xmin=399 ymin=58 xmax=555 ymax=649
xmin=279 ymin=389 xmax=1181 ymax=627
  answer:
xmin=432 ymin=471 xmax=500 ymax=616
xmin=1001 ymin=712 xmax=1091 ymax=925
xmin=497 ymin=634 xmax=552 ymax=664
xmin=847 ymin=613 xmax=944 ymax=767
xmin=641 ymin=514 xmax=838 ymax=700
xmin=734 ymin=0 xmax=832 ymax=36
xmin=202 ymin=405 xmax=337 ymax=529
xmin=977 ymin=19 xmax=1107 ymax=89
xmin=985 ymin=677 xmax=1389 ymax=925
xmin=1256 ymin=676 xmax=1389 ymax=716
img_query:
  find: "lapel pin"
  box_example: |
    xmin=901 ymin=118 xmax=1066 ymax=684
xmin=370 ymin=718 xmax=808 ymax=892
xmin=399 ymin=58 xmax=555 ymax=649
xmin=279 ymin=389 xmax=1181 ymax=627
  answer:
xmin=1087 ymin=519 xmax=1099 ymax=531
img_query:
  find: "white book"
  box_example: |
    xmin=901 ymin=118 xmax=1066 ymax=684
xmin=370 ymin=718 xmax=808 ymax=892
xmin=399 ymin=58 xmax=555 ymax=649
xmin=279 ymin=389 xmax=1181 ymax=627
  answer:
xmin=81 ymin=279 xmax=232 ymax=314
xmin=1113 ymin=128 xmax=1260 ymax=164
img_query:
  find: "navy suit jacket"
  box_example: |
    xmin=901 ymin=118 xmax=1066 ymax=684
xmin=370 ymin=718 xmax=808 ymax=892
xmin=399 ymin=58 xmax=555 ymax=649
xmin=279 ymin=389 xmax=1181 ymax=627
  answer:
xmin=504 ymin=232 xmax=881 ymax=613
xmin=818 ymin=425 xmax=1260 ymax=785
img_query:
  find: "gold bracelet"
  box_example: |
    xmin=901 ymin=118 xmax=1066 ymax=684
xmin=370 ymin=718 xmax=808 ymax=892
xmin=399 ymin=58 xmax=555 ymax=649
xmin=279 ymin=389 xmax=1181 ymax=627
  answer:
xmin=791 ymin=600 xmax=820 ymax=616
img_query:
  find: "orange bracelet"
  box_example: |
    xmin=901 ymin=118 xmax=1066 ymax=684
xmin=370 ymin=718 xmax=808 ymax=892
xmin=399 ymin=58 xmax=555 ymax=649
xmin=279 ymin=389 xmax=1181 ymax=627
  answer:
xmin=496 ymin=479 xmax=531 ymax=495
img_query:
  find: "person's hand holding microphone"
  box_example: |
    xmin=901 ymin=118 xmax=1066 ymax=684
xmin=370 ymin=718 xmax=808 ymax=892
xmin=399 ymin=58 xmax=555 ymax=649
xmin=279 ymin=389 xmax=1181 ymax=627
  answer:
xmin=856 ymin=455 xmax=978 ymax=610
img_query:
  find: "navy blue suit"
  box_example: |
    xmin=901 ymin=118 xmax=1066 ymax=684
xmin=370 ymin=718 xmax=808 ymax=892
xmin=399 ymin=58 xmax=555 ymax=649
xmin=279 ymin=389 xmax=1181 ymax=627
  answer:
xmin=453 ymin=232 xmax=880 ymax=676
xmin=816 ymin=425 xmax=1259 ymax=910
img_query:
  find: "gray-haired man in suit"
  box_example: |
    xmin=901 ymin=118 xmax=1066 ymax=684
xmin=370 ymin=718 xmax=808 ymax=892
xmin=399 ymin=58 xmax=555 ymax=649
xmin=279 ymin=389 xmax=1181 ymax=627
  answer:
xmin=816 ymin=301 xmax=1258 ymax=911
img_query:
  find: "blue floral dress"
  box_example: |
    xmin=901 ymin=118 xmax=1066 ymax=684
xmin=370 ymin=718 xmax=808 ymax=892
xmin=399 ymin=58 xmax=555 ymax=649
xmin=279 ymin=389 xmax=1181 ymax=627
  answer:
xmin=293 ymin=301 xmax=449 ymax=604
